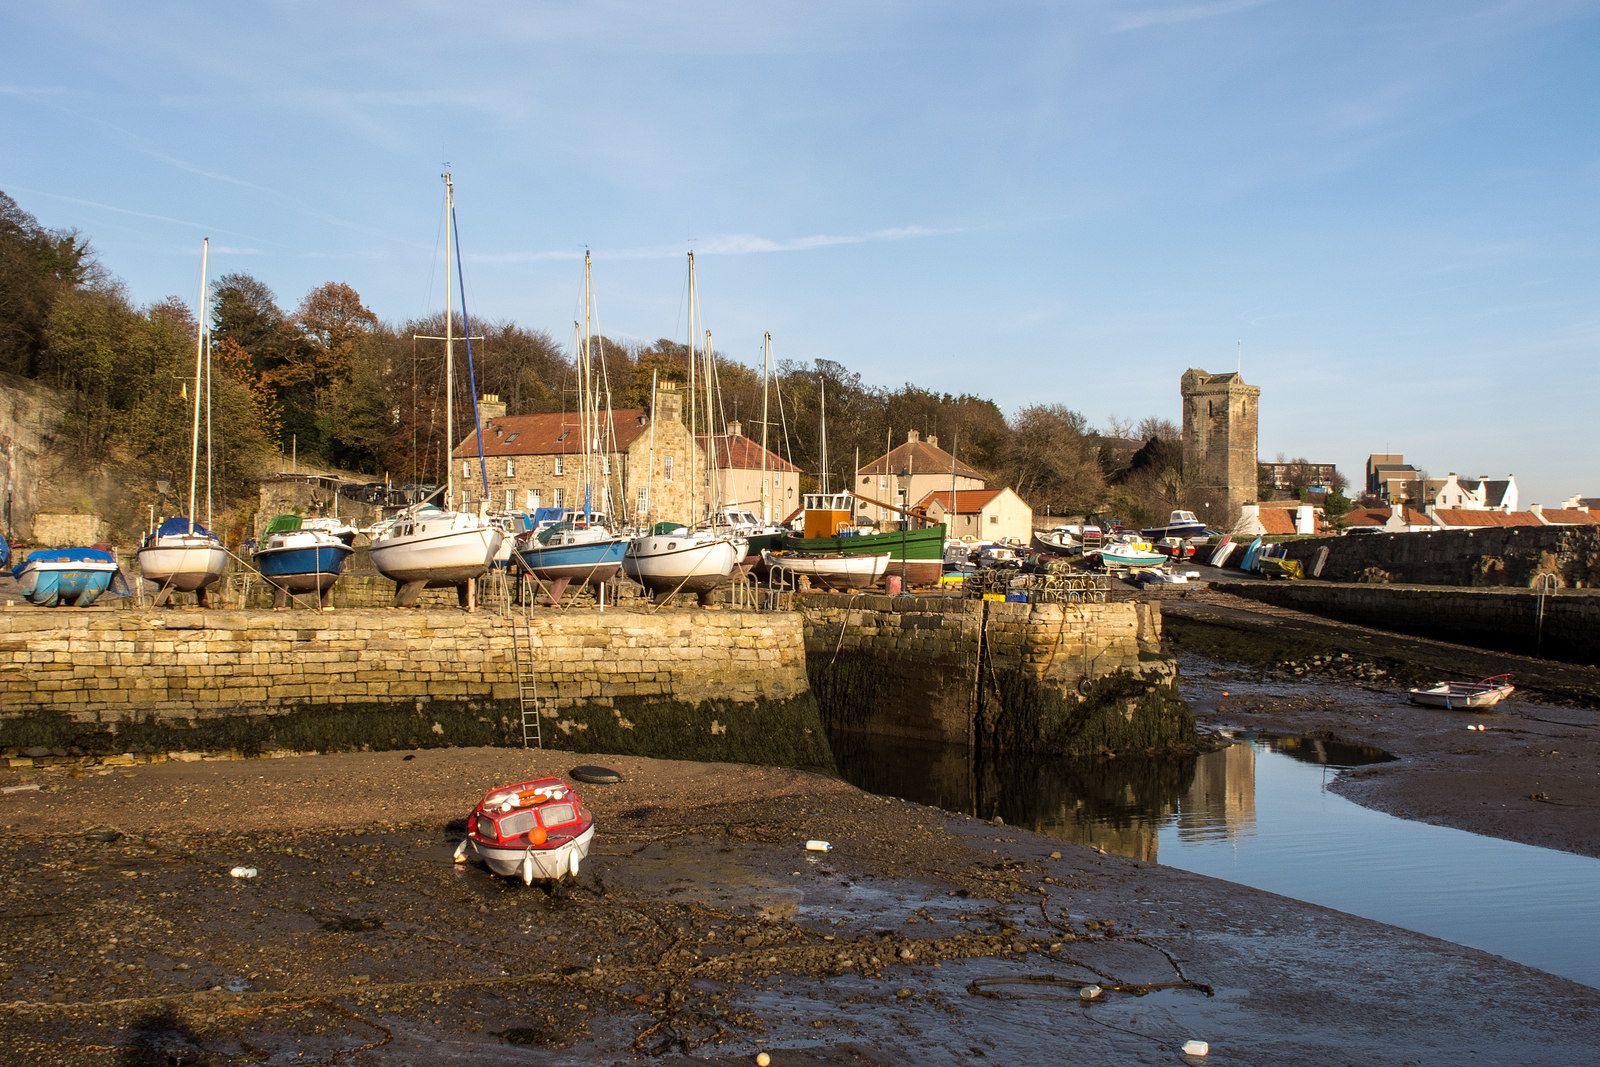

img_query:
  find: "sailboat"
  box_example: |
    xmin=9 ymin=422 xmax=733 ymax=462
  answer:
xmin=368 ymin=171 xmax=503 ymax=607
xmin=623 ymin=252 xmax=747 ymax=603
xmin=254 ymin=513 xmax=353 ymax=609
xmin=136 ymin=238 xmax=229 ymax=607
xmin=512 ymin=252 xmax=630 ymax=590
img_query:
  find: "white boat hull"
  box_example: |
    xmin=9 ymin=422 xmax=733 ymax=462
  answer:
xmin=1407 ymin=683 xmax=1515 ymax=709
xmin=623 ymin=533 xmax=745 ymax=596
xmin=137 ymin=537 xmax=228 ymax=592
xmin=471 ymin=823 xmax=595 ymax=881
xmin=369 ymin=514 xmax=502 ymax=586
xmin=763 ymin=550 xmax=888 ymax=589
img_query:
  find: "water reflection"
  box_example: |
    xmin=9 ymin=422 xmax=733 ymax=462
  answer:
xmin=832 ymin=729 xmax=1600 ymax=988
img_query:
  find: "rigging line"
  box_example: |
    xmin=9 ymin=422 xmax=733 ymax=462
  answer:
xmin=449 ymin=199 xmax=491 ymax=501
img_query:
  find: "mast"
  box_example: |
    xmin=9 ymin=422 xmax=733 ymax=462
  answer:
xmin=760 ymin=332 xmax=771 ymax=523
xmin=705 ymin=327 xmax=716 ymax=522
xmin=686 ymin=253 xmax=698 ymax=527
xmin=443 ymin=171 xmax=457 ymax=512
xmin=817 ymin=372 xmax=828 ymax=495
xmin=583 ymin=249 xmax=595 ymax=520
xmin=186 ymin=237 xmax=209 ymax=533
xmin=644 ymin=369 xmax=658 ymax=526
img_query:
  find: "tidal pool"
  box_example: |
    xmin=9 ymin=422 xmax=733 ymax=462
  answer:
xmin=833 ymin=732 xmax=1600 ymax=988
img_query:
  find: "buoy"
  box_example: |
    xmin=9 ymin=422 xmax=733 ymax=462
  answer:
xmin=1079 ymin=984 xmax=1102 ymax=1001
xmin=228 ymin=866 xmax=257 ymax=879
xmin=453 ymin=839 xmax=469 ymax=863
xmin=569 ymin=851 xmax=582 ymax=878
xmin=521 ymin=854 xmax=535 ymax=886
xmin=756 ymin=1053 xmax=771 ymax=1067
xmin=1182 ymin=1039 xmax=1209 ymax=1057
xmin=805 ymin=840 xmax=832 ymax=852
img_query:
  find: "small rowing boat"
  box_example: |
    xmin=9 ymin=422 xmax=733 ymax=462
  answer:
xmin=455 ymin=776 xmax=595 ymax=886
xmin=1406 ymin=674 xmax=1515 ymax=710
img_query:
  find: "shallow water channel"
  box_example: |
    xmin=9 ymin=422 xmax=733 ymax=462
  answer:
xmin=832 ymin=731 xmax=1600 ymax=989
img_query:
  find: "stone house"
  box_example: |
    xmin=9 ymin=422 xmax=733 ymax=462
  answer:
xmin=916 ymin=487 xmax=1033 ymax=543
xmin=450 ymin=385 xmax=699 ymax=525
xmin=696 ymin=420 xmax=801 ymax=523
xmin=855 ymin=430 xmax=984 ymax=528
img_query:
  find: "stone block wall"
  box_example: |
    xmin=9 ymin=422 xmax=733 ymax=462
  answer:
xmin=799 ymin=593 xmax=1184 ymax=755
xmin=1278 ymin=526 xmax=1600 ymax=588
xmin=0 ymin=607 xmax=826 ymax=767
xmin=1213 ymin=580 xmax=1600 ymax=665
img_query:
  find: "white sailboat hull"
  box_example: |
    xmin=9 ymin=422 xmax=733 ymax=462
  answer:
xmin=623 ymin=534 xmax=745 ymax=596
xmin=369 ymin=514 xmax=503 ymax=586
xmin=762 ymin=550 xmax=889 ymax=590
xmin=137 ymin=537 xmax=228 ymax=592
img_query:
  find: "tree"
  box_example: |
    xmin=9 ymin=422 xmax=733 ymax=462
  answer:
xmin=996 ymin=404 xmax=1106 ymax=517
xmin=0 ymin=191 xmax=96 ymax=378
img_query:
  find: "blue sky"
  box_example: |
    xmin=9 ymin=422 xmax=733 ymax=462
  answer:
xmin=4 ymin=0 xmax=1597 ymax=502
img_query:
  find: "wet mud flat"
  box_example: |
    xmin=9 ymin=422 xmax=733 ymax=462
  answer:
xmin=1165 ymin=592 xmax=1600 ymax=858
xmin=2 ymin=749 xmax=1598 ymax=1064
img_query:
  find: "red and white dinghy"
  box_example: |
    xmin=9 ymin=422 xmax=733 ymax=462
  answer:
xmin=455 ymin=777 xmax=595 ymax=885
xmin=1406 ymin=673 xmax=1516 ymax=710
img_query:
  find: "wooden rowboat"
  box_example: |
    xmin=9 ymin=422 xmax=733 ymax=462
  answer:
xmin=1406 ymin=674 xmax=1515 ymax=710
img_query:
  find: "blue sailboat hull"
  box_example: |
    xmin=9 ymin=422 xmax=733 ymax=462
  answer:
xmin=512 ymin=539 xmax=627 ymax=586
xmin=256 ymin=543 xmax=353 ymax=593
xmin=12 ymin=550 xmax=125 ymax=607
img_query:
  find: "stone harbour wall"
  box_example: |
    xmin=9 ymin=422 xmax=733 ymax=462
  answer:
xmin=0 ymin=607 xmax=829 ymax=769
xmin=1212 ymin=579 xmax=1600 ymax=666
xmin=1279 ymin=526 xmax=1600 ymax=588
xmin=800 ymin=594 xmax=1189 ymax=756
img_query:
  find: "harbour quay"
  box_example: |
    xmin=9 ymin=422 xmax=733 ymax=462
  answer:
xmin=0 ymin=595 xmax=1193 ymax=764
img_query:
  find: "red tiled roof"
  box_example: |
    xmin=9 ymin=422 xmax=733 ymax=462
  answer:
xmin=1343 ymin=506 xmax=1427 ymax=528
xmin=1431 ymin=509 xmax=1542 ymax=528
xmin=452 ymin=410 xmax=650 ymax=459
xmin=1537 ymin=508 xmax=1600 ymax=526
xmin=694 ymin=433 xmax=800 ymax=473
xmin=859 ymin=438 xmax=983 ymax=480
xmin=915 ymin=488 xmax=1003 ymax=514
xmin=1256 ymin=509 xmax=1297 ymax=535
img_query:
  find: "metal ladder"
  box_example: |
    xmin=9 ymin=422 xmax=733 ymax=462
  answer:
xmin=510 ymin=606 xmax=543 ymax=749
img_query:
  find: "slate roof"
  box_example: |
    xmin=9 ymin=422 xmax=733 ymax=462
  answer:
xmin=452 ymin=410 xmax=650 ymax=459
xmin=914 ymin=488 xmax=1004 ymax=515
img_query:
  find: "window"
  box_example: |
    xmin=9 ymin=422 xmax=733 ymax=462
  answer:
xmin=462 ymin=460 xmax=470 ymax=480
xmin=553 ymin=488 xmax=564 ymax=507
xmin=989 ymin=514 xmax=998 ymax=524
xmin=526 ymin=489 xmax=537 ymax=510
xmin=879 ymin=475 xmax=888 ymax=490
xmin=504 ymin=489 xmax=513 ymax=510
xmin=664 ymin=455 xmax=674 ymax=482
xmin=637 ymin=487 xmax=649 ymax=513
xmin=554 ymin=455 xmax=565 ymax=476
xmin=602 ymin=455 xmax=611 ymax=476
xmin=505 ymin=459 xmax=515 ymax=479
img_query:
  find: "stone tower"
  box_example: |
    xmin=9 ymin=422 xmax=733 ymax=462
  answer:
xmin=1180 ymin=368 xmax=1259 ymax=528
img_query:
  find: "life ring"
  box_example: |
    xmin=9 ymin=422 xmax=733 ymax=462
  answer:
xmin=1076 ymin=677 xmax=1094 ymax=697
xmin=570 ymin=765 xmax=624 ymax=785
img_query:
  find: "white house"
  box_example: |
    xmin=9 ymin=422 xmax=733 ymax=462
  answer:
xmin=917 ymin=487 xmax=1033 ymax=544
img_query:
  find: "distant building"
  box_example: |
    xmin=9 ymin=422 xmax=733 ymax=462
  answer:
xmin=1181 ymin=369 xmax=1259 ymax=528
xmin=450 ymin=386 xmax=698 ymax=524
xmin=855 ymin=430 xmax=984 ymax=528
xmin=1258 ymin=460 xmax=1340 ymax=494
xmin=1425 ymin=508 xmax=1541 ymax=530
xmin=696 ymin=420 xmax=801 ymax=523
xmin=916 ymin=487 xmax=1033 ymax=544
xmin=1529 ymin=506 xmax=1600 ymax=527
xmin=1366 ymin=453 xmax=1419 ymax=499
xmin=1233 ymin=502 xmax=1325 ymax=537
xmin=1341 ymin=504 xmax=1430 ymax=533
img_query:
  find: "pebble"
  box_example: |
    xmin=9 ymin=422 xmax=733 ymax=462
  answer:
xmin=1049 ymin=850 xmax=1062 ymax=860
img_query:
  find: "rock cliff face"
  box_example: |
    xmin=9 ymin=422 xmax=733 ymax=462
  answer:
xmin=0 ymin=372 xmax=61 ymax=539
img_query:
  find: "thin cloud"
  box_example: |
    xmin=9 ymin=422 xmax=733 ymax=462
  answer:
xmin=1113 ymin=0 xmax=1274 ymax=32
xmin=465 ymin=224 xmax=954 ymax=265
